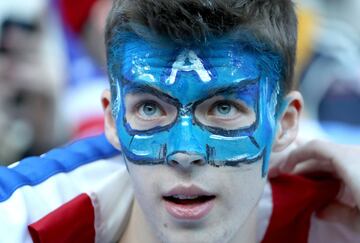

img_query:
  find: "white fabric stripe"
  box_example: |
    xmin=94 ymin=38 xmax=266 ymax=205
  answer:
xmin=256 ymin=180 xmax=273 ymax=243
xmin=308 ymin=214 xmax=360 ymax=243
xmin=92 ymin=161 xmax=133 ymax=243
xmin=0 ymin=155 xmax=132 ymax=243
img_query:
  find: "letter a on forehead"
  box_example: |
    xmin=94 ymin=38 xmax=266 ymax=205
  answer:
xmin=166 ymin=49 xmax=212 ymax=85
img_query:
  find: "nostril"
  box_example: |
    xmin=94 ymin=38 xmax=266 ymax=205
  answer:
xmin=166 ymin=152 xmax=206 ymax=168
xmin=168 ymin=160 xmax=179 ymax=166
xmin=192 ymin=159 xmax=204 ymax=165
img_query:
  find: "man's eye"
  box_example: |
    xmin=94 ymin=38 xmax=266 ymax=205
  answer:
xmin=138 ymin=102 xmax=163 ymax=119
xmin=216 ymin=103 xmax=232 ymax=115
xmin=210 ymin=101 xmax=239 ymax=118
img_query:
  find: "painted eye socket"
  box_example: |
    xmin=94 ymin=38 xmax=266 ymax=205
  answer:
xmin=194 ymin=97 xmax=256 ymax=130
xmin=137 ymin=101 xmax=164 ymax=120
xmin=125 ymin=93 xmax=178 ymax=131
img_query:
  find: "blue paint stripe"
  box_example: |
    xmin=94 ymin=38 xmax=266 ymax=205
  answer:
xmin=0 ymin=134 xmax=120 ymax=203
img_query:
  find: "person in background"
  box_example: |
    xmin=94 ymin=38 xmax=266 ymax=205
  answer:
xmin=58 ymin=0 xmax=112 ymax=139
xmin=0 ymin=0 xmax=66 ymax=165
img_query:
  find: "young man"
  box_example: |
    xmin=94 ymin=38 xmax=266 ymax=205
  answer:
xmin=0 ymin=0 xmax=359 ymax=243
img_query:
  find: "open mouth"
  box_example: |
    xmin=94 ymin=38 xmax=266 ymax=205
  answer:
xmin=163 ymin=195 xmax=216 ymax=205
xmin=162 ymin=189 xmax=216 ymax=221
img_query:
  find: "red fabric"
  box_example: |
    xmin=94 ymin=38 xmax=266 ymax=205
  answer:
xmin=261 ymin=173 xmax=340 ymax=243
xmin=59 ymin=0 xmax=97 ymax=33
xmin=28 ymin=194 xmax=95 ymax=243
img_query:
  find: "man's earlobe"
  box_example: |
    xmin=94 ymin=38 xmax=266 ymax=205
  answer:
xmin=272 ymin=91 xmax=303 ymax=152
xmin=101 ymin=90 xmax=121 ymax=150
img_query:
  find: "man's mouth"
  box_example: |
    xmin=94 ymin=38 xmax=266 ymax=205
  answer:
xmin=162 ymin=185 xmax=216 ymax=220
xmin=163 ymin=194 xmax=216 ymax=205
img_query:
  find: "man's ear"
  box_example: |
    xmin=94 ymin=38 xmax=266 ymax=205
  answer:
xmin=272 ymin=91 xmax=303 ymax=152
xmin=101 ymin=90 xmax=121 ymax=150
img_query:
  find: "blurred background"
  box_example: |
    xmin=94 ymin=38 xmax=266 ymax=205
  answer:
xmin=0 ymin=0 xmax=359 ymax=166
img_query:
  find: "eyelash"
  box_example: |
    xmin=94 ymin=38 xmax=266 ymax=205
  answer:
xmin=134 ymin=98 xmax=247 ymax=121
xmin=209 ymin=100 xmax=244 ymax=114
xmin=136 ymin=100 xmax=165 ymax=118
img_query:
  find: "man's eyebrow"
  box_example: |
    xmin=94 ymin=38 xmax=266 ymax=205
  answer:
xmin=124 ymin=82 xmax=180 ymax=106
xmin=206 ymin=78 xmax=259 ymax=97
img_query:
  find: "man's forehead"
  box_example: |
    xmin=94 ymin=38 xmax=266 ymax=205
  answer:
xmin=109 ymin=33 xmax=268 ymax=103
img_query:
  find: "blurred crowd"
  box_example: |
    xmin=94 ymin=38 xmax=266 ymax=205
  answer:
xmin=0 ymin=0 xmax=359 ymax=165
xmin=0 ymin=0 xmax=110 ymax=165
xmin=295 ymin=0 xmax=360 ymax=144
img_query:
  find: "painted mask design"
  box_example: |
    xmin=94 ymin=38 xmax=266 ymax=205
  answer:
xmin=108 ymin=32 xmax=284 ymax=176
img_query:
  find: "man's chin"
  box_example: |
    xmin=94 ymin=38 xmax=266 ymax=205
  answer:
xmin=154 ymin=222 xmax=236 ymax=243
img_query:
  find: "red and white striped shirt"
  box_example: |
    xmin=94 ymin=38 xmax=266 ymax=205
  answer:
xmin=0 ymin=135 xmax=359 ymax=243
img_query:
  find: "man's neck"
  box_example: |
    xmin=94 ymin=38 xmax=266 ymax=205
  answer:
xmin=119 ymin=199 xmax=159 ymax=243
xmin=229 ymin=207 xmax=257 ymax=243
xmin=119 ymin=199 xmax=257 ymax=243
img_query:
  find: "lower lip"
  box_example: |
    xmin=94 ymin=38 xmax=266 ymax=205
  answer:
xmin=164 ymin=198 xmax=215 ymax=220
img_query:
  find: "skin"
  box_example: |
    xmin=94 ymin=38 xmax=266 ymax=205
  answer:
xmin=102 ymin=88 xmax=303 ymax=243
xmin=103 ymin=30 xmax=303 ymax=243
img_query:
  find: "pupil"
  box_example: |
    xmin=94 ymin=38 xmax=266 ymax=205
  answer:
xmin=217 ymin=104 xmax=230 ymax=114
xmin=144 ymin=104 xmax=156 ymax=115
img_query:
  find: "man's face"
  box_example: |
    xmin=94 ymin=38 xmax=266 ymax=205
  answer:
xmin=108 ymin=33 xmax=283 ymax=243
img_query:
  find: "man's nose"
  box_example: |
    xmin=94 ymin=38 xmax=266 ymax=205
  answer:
xmin=166 ymin=152 xmax=206 ymax=170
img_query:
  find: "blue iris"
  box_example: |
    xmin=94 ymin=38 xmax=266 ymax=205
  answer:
xmin=216 ymin=103 xmax=232 ymax=115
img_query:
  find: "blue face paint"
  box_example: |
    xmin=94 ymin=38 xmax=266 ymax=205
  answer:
xmin=107 ymin=32 xmax=284 ymax=176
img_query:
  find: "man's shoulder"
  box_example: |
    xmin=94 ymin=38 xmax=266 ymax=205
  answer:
xmin=0 ymin=134 xmax=120 ymax=203
xmin=0 ymin=134 xmax=132 ymax=243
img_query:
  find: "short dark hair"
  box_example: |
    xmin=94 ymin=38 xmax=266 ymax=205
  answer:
xmin=105 ymin=0 xmax=298 ymax=93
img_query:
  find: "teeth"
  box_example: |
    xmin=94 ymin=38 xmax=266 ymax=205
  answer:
xmin=172 ymin=194 xmax=199 ymax=200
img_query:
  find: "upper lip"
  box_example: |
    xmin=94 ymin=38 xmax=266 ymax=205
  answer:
xmin=162 ymin=185 xmax=215 ymax=197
